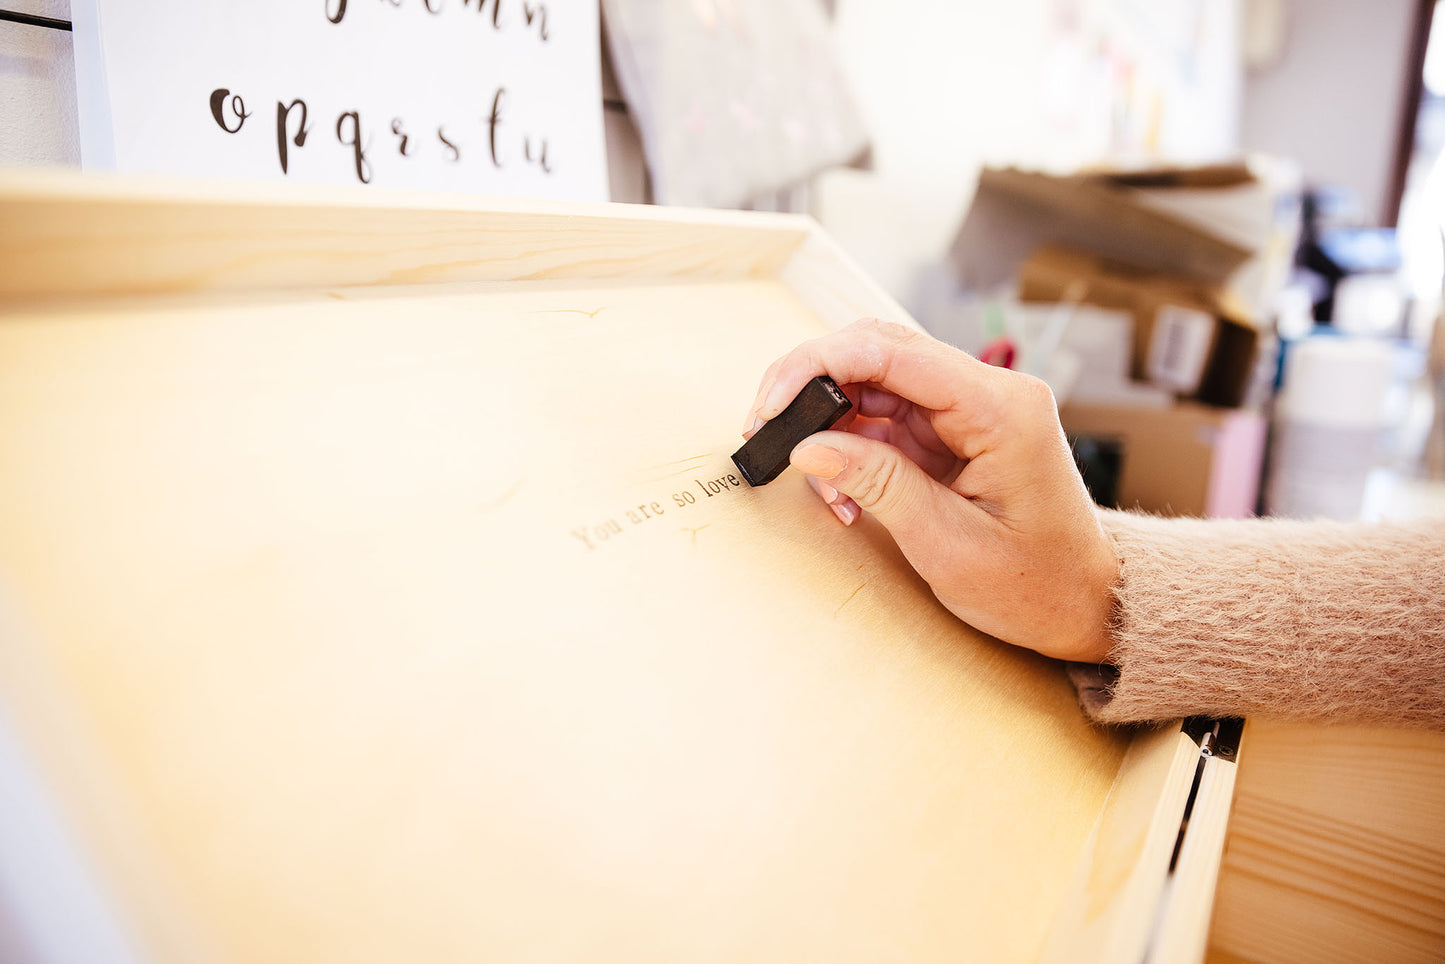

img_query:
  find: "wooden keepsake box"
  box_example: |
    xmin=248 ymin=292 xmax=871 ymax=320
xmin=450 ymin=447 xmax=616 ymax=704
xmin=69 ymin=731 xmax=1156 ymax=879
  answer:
xmin=0 ymin=174 xmax=1241 ymax=962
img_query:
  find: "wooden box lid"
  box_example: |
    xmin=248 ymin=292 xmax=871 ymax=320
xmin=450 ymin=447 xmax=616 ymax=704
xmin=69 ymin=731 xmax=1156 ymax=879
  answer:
xmin=0 ymin=174 xmax=1232 ymax=963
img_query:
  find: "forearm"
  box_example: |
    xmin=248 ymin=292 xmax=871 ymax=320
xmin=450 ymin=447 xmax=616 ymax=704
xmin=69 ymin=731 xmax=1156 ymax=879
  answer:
xmin=1068 ymin=509 xmax=1445 ymax=728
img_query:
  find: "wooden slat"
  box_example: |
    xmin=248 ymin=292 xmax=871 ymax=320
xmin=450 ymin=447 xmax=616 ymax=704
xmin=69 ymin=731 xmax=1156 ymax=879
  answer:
xmin=0 ymin=171 xmax=810 ymax=302
xmin=1208 ymin=721 xmax=1445 ymax=963
xmin=0 ymin=175 xmax=1154 ymax=962
xmin=1042 ymin=726 xmax=1200 ymax=964
xmin=779 ymin=223 xmax=916 ymax=332
xmin=1154 ymin=749 xmax=1239 ymax=962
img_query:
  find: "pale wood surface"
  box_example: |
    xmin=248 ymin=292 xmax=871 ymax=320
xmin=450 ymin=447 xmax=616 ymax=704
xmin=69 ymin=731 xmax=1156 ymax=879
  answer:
xmin=1045 ymin=726 xmax=1241 ymax=964
xmin=1207 ymin=721 xmax=1445 ymax=963
xmin=778 ymin=221 xmax=917 ymax=332
xmin=1155 ymin=746 xmax=1239 ymax=963
xmin=0 ymin=170 xmax=810 ymax=302
xmin=1042 ymin=726 xmax=1200 ymax=964
xmin=0 ymin=176 xmax=1149 ymax=961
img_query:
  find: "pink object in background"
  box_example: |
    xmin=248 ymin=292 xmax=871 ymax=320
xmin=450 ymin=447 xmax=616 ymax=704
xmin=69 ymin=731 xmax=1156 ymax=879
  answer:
xmin=1205 ymin=409 xmax=1269 ymax=518
xmin=978 ymin=335 xmax=1018 ymax=370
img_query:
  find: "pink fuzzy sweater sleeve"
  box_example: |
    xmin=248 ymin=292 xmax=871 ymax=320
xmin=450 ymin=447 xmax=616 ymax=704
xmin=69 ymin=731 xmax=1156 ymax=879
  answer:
xmin=1066 ymin=509 xmax=1445 ymax=727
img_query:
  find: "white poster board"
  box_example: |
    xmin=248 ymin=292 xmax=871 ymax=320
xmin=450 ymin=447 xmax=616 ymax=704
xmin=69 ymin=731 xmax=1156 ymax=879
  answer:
xmin=71 ymin=0 xmax=608 ymax=201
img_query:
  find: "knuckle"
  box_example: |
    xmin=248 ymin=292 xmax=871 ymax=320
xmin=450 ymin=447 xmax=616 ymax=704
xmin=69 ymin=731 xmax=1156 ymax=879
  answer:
xmin=848 ymin=317 xmax=913 ymax=342
xmin=879 ymin=319 xmax=920 ymax=345
xmin=1012 ymin=372 xmax=1058 ymax=412
xmin=841 ymin=318 xmax=915 ymax=384
xmin=774 ymin=343 xmax=822 ymax=384
xmin=849 ymin=449 xmax=903 ymax=510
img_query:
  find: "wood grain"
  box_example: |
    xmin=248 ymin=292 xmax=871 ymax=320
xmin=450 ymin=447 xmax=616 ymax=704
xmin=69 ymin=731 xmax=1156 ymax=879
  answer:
xmin=0 ymin=174 xmax=1238 ymax=963
xmin=1155 ymin=746 xmax=1239 ymax=963
xmin=0 ymin=173 xmax=1156 ymax=962
xmin=1042 ymin=726 xmax=1200 ymax=963
xmin=1207 ymin=721 xmax=1445 ymax=963
xmin=0 ymin=171 xmax=810 ymax=302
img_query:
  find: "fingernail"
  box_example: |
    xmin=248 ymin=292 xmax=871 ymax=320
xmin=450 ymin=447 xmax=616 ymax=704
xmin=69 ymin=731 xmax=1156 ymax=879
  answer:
xmin=831 ymin=501 xmax=859 ymax=526
xmin=791 ymin=442 xmax=846 ymax=480
xmin=805 ymin=476 xmax=840 ymax=507
xmin=742 ymin=412 xmax=763 ymax=436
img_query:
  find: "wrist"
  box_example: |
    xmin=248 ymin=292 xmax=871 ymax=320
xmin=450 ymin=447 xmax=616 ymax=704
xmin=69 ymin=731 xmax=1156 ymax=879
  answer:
xmin=1071 ymin=536 xmax=1120 ymax=665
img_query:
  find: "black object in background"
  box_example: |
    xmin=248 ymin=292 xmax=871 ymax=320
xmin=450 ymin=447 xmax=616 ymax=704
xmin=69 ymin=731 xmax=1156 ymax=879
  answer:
xmin=1070 ymin=434 xmax=1123 ymax=509
xmin=0 ymin=9 xmax=71 ymax=30
xmin=1295 ymin=187 xmax=1402 ymax=324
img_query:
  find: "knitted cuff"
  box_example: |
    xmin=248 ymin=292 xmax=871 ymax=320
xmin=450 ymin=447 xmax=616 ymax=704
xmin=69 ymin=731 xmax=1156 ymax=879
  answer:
xmin=1066 ymin=509 xmax=1445 ymax=728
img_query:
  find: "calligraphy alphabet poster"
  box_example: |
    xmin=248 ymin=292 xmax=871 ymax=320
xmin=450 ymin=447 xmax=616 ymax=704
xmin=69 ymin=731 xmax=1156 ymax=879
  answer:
xmin=71 ymin=0 xmax=608 ymax=201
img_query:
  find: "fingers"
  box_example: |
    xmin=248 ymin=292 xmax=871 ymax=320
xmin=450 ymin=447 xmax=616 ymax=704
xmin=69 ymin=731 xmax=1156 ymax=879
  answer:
xmin=848 ymin=414 xmax=960 ymax=482
xmin=805 ymin=474 xmax=861 ymax=526
xmin=742 ymin=352 xmax=788 ymax=435
xmin=747 ymin=320 xmax=1005 ymax=446
xmin=791 ymin=431 xmax=976 ymax=561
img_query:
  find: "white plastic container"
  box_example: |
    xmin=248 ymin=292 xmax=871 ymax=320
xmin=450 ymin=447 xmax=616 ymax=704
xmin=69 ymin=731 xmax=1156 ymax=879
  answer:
xmin=1265 ymin=335 xmax=1397 ymax=519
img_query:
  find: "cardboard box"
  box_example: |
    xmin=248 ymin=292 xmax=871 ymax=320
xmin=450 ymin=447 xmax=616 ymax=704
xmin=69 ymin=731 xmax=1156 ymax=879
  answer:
xmin=1060 ymin=402 xmax=1268 ymax=518
xmin=948 ymin=165 xmax=1284 ymax=408
xmin=1020 ymin=245 xmax=1260 ymax=407
xmin=948 ymin=165 xmax=1265 ymax=296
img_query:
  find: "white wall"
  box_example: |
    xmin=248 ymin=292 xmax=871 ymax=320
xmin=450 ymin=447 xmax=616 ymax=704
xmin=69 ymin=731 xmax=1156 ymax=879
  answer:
xmin=2 ymin=0 xmax=1249 ymax=309
xmin=811 ymin=2 xmax=1052 ymax=309
xmin=813 ymin=0 xmax=1244 ymax=308
xmin=1240 ymin=0 xmax=1417 ymax=225
xmin=0 ymin=1 xmax=79 ymax=166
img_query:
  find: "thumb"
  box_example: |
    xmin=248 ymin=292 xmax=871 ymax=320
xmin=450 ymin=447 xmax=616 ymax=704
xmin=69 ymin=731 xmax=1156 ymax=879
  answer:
xmin=790 ymin=431 xmax=955 ymax=542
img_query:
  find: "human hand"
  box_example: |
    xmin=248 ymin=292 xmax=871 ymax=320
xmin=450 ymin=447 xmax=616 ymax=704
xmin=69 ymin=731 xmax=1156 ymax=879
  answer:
xmin=743 ymin=319 xmax=1118 ymax=664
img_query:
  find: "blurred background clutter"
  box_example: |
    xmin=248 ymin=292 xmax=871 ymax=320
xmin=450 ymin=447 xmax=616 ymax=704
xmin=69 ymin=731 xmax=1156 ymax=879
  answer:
xmin=7 ymin=0 xmax=1445 ymax=522
xmin=614 ymin=0 xmax=1445 ymax=523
